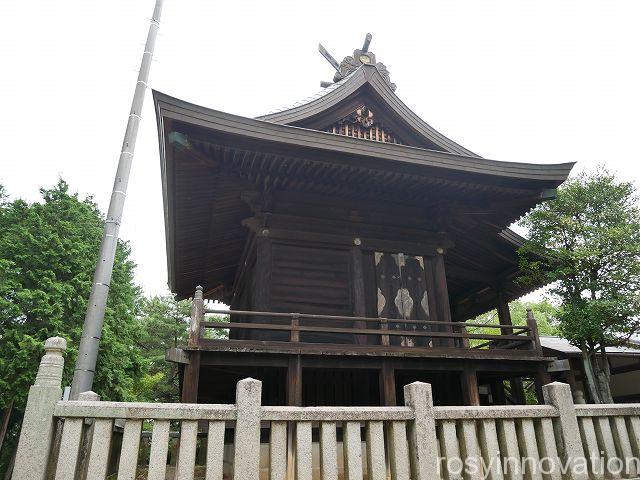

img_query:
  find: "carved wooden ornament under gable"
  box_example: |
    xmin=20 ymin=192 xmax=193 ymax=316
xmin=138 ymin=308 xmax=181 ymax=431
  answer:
xmin=351 ymin=106 xmax=375 ymax=128
xmin=326 ymin=105 xmax=403 ymax=144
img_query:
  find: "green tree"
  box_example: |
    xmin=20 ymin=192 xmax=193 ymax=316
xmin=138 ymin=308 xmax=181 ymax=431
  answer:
xmin=467 ymin=299 xmax=559 ymax=339
xmin=518 ymin=169 xmax=640 ymax=403
xmin=0 ymin=180 xmax=145 ymax=475
xmin=134 ymin=295 xmax=230 ymax=402
xmin=467 ymin=300 xmax=559 ymax=405
xmin=135 ymin=295 xmax=190 ymax=402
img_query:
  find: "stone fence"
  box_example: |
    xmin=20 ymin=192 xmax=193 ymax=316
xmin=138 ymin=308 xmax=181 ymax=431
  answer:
xmin=11 ymin=337 xmax=640 ymax=480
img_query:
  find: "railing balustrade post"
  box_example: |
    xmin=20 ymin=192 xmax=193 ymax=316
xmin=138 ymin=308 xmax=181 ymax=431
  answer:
xmin=54 ymin=391 xmax=99 ymax=480
xmin=290 ymin=314 xmax=300 ymax=343
xmin=526 ymin=308 xmax=542 ymax=354
xmin=543 ymin=382 xmax=588 ymax=480
xmin=76 ymin=391 xmax=101 ymax=480
xmin=233 ymin=378 xmax=262 ymax=480
xmin=189 ymin=285 xmax=204 ymax=347
xmin=12 ymin=337 xmax=67 ymax=480
xmin=404 ymin=381 xmax=439 ymax=480
xmin=460 ymin=323 xmax=471 ymax=348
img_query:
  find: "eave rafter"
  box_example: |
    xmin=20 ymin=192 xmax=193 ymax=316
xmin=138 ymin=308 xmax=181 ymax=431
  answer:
xmin=183 ymin=141 xmax=545 ymax=209
xmin=175 ymin=138 xmax=565 ymax=217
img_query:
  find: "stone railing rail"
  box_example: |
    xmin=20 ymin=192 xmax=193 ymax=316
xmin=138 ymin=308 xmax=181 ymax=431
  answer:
xmin=11 ymin=337 xmax=640 ymax=480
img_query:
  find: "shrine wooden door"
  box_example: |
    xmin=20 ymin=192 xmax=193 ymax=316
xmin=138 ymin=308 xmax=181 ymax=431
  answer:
xmin=374 ymin=252 xmax=433 ymax=346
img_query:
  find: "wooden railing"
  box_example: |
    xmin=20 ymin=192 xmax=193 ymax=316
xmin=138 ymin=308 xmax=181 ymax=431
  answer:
xmin=188 ymin=286 xmax=542 ymax=353
xmin=12 ymin=338 xmax=640 ymax=480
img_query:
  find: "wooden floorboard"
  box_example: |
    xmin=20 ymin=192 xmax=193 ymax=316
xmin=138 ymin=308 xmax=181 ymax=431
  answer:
xmin=190 ymin=339 xmax=549 ymax=362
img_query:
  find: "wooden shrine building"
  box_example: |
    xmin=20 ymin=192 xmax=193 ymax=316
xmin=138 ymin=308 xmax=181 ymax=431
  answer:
xmin=154 ymin=36 xmax=574 ymax=407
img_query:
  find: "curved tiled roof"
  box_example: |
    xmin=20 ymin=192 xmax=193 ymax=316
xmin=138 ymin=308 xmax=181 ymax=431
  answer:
xmin=155 ymin=90 xmax=574 ymax=185
xmin=257 ymin=64 xmax=479 ymax=157
xmin=260 ymin=71 xmax=356 ymax=117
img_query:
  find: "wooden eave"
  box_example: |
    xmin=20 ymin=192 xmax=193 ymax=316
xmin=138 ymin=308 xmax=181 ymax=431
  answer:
xmin=447 ymin=228 xmax=543 ymax=321
xmin=154 ymin=91 xmax=573 ymax=186
xmin=258 ymin=64 xmax=478 ymax=156
xmin=154 ymin=90 xmax=574 ymax=306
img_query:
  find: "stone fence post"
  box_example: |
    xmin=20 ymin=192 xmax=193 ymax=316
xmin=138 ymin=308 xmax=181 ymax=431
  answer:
xmin=12 ymin=337 xmax=67 ymax=480
xmin=543 ymin=382 xmax=588 ymax=480
xmin=233 ymin=378 xmax=262 ymax=480
xmin=404 ymin=381 xmax=439 ymax=480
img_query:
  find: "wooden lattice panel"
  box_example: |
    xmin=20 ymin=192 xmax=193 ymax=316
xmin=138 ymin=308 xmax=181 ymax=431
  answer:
xmin=326 ymin=106 xmax=404 ymax=144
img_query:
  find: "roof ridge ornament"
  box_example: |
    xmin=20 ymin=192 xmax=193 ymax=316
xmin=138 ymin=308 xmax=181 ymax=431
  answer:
xmin=318 ymin=33 xmax=396 ymax=91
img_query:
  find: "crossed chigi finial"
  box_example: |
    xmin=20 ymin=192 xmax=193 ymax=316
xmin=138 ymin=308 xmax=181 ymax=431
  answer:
xmin=318 ymin=33 xmax=396 ymax=91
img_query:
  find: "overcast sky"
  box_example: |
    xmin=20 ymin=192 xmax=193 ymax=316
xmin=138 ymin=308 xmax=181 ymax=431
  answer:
xmin=1 ymin=0 xmax=639 ymax=297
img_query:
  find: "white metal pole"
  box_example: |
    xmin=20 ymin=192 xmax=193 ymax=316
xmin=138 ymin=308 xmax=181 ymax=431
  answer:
xmin=70 ymin=0 xmax=164 ymax=399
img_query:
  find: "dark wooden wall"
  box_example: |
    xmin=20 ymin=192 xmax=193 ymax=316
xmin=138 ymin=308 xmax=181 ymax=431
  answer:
xmin=271 ymin=243 xmax=354 ymax=343
xmin=230 ymin=190 xmax=454 ymax=343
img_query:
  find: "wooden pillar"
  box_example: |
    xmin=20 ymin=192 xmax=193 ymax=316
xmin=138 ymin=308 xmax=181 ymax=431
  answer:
xmin=252 ymin=234 xmax=272 ymax=341
xmin=490 ymin=380 xmax=506 ymax=405
xmin=534 ymin=365 xmax=552 ymax=404
xmin=350 ymin=244 xmax=368 ymax=345
xmin=494 ymin=289 xmax=512 ymax=349
xmin=460 ymin=365 xmax=480 ymax=406
xmin=286 ymin=355 xmax=302 ymax=480
xmin=181 ymin=351 xmax=200 ymax=403
xmin=379 ymin=359 xmax=396 ymax=406
xmin=564 ymin=362 xmax=579 ymax=396
xmin=496 ymin=288 xmax=513 ymax=333
xmin=254 ymin=234 xmax=272 ymax=312
xmin=511 ymin=377 xmax=526 ymax=404
xmin=433 ymin=249 xmax=454 ymax=347
xmin=286 ymin=355 xmax=302 ymax=406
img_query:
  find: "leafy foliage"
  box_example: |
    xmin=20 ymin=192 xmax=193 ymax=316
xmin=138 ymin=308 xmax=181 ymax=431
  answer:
xmin=134 ymin=295 xmax=190 ymax=402
xmin=133 ymin=296 xmax=230 ymax=402
xmin=518 ymin=169 xmax=640 ymax=402
xmin=467 ymin=299 xmax=559 ymax=339
xmin=0 ymin=180 xmax=145 ymax=474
